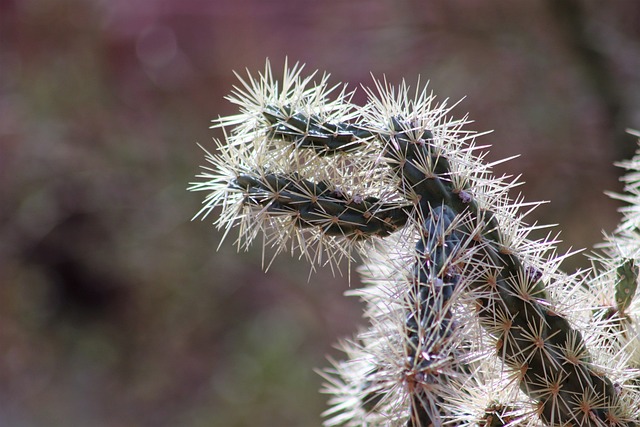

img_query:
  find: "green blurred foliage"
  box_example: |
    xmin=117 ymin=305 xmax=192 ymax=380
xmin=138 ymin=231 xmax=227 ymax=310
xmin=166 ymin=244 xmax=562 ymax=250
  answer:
xmin=1 ymin=0 xmax=639 ymax=425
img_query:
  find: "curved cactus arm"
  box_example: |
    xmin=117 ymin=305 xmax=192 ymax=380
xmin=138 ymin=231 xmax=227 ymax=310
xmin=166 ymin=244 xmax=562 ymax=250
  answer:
xmin=231 ymin=172 xmax=410 ymax=239
xmin=262 ymin=104 xmax=373 ymax=155
xmin=192 ymin=62 xmax=640 ymax=426
xmin=191 ymin=63 xmax=406 ymax=271
xmin=405 ymin=204 xmax=468 ymax=426
xmin=360 ymin=80 xmax=638 ymax=425
xmin=320 ymin=207 xmax=484 ymax=426
xmin=587 ymin=138 xmax=640 ymax=424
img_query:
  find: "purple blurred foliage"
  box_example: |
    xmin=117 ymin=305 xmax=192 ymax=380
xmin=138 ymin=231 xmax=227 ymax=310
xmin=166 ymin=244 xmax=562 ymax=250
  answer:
xmin=0 ymin=0 xmax=639 ymax=425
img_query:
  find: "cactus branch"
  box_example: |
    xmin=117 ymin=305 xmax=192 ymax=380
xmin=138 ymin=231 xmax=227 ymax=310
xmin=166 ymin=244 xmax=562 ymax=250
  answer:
xmin=262 ymin=104 xmax=372 ymax=154
xmin=191 ymin=61 xmax=640 ymax=426
xmin=374 ymin=111 xmax=634 ymax=426
xmin=231 ymin=172 xmax=410 ymax=239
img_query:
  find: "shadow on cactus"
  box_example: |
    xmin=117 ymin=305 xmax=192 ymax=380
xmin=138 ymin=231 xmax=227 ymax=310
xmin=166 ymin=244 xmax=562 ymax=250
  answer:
xmin=189 ymin=60 xmax=640 ymax=426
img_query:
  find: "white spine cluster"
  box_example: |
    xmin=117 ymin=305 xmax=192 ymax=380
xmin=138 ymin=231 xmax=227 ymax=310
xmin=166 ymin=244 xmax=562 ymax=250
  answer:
xmin=190 ymin=61 xmax=640 ymax=426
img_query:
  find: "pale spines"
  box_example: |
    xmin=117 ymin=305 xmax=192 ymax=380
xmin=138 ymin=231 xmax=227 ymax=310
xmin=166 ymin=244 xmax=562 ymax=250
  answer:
xmin=261 ymin=103 xmax=373 ymax=154
xmin=232 ymin=172 xmax=409 ymax=238
xmin=321 ymin=206 xmax=549 ymax=426
xmin=583 ymin=254 xmax=640 ymax=426
xmin=191 ymin=62 xmax=640 ymax=426
xmin=321 ymin=211 xmax=484 ymax=427
xmin=217 ymin=60 xmax=358 ymax=145
xmin=360 ymin=79 xmax=639 ymax=426
xmin=404 ymin=205 xmax=470 ymax=426
xmin=191 ymin=61 xmax=405 ymax=270
xmin=581 ymin=138 xmax=640 ymax=425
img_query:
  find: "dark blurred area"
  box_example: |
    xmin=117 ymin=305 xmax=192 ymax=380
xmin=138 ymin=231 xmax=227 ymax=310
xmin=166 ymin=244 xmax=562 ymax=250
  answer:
xmin=1 ymin=0 xmax=639 ymax=425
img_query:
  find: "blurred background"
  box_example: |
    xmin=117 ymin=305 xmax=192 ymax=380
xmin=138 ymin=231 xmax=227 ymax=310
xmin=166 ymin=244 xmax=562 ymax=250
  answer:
xmin=1 ymin=0 xmax=639 ymax=425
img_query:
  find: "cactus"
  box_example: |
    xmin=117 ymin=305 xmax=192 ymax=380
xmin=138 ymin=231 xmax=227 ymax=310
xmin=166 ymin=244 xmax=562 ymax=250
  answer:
xmin=190 ymin=61 xmax=640 ymax=426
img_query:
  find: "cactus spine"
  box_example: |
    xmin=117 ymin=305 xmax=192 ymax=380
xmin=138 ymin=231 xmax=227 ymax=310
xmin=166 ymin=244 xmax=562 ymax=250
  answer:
xmin=191 ymin=61 xmax=640 ymax=426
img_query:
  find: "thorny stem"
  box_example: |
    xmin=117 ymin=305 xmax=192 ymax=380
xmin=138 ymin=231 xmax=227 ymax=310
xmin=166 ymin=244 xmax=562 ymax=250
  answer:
xmin=406 ymin=204 xmax=466 ymax=426
xmin=232 ymin=172 xmax=410 ymax=239
xmin=267 ymin=108 xmax=633 ymax=425
xmin=193 ymin=64 xmax=640 ymax=426
xmin=263 ymin=104 xmax=373 ymax=155
xmin=384 ymin=117 xmax=632 ymax=426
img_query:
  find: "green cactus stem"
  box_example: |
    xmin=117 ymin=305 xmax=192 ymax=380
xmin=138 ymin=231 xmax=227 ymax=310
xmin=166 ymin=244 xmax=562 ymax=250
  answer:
xmin=226 ymin=105 xmax=634 ymax=425
xmin=263 ymin=104 xmax=373 ymax=154
xmin=616 ymin=259 xmax=639 ymax=314
xmin=405 ymin=204 xmax=465 ymax=426
xmin=232 ymin=172 xmax=410 ymax=239
xmin=379 ymin=116 xmax=633 ymax=426
xmin=192 ymin=63 xmax=640 ymax=426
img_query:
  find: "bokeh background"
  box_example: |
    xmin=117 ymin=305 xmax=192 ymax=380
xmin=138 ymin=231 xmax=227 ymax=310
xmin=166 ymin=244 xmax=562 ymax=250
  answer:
xmin=1 ymin=0 xmax=640 ymax=426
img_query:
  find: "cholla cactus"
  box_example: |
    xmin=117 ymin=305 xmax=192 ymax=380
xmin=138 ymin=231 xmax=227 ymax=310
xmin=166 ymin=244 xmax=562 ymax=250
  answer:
xmin=190 ymin=61 xmax=640 ymax=426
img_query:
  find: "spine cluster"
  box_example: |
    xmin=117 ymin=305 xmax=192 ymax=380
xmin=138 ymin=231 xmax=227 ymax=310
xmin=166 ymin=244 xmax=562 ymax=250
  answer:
xmin=191 ymin=61 xmax=640 ymax=426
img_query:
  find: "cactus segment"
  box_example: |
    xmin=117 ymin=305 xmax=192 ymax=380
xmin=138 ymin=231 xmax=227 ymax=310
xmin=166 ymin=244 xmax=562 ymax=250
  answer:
xmin=375 ymin=113 xmax=632 ymax=425
xmin=479 ymin=403 xmax=521 ymax=427
xmin=405 ymin=204 xmax=465 ymax=426
xmin=616 ymin=259 xmax=639 ymax=313
xmin=192 ymin=61 xmax=640 ymax=426
xmin=263 ymin=104 xmax=372 ymax=155
xmin=232 ymin=172 xmax=410 ymax=239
